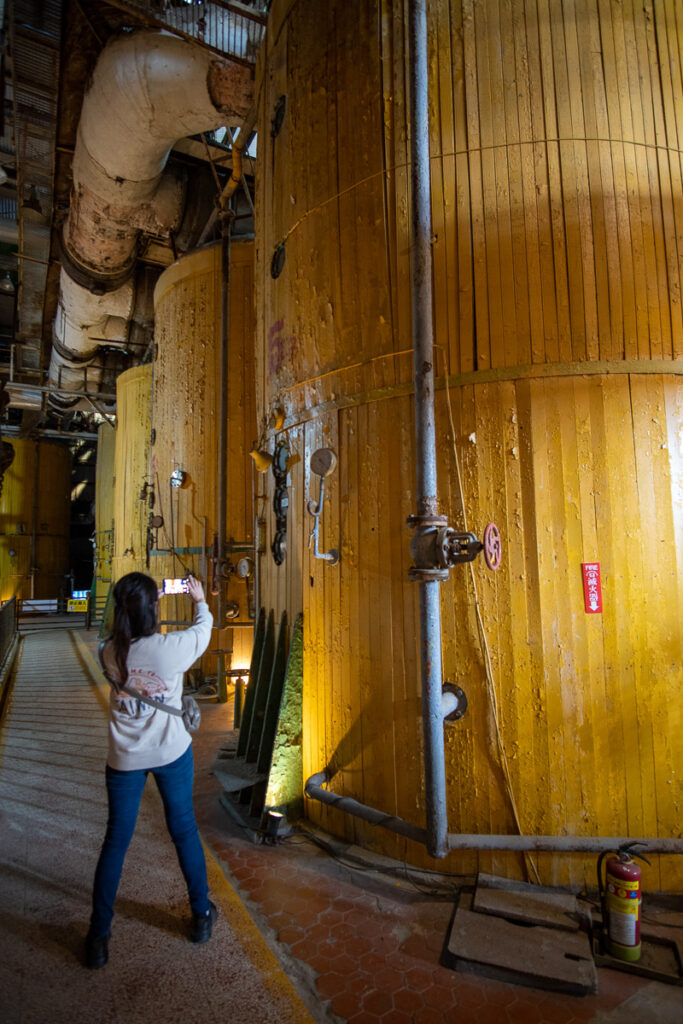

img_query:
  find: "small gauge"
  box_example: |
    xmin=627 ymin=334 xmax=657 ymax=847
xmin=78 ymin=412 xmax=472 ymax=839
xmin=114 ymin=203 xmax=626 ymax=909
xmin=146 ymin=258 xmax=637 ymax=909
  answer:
xmin=235 ymin=557 xmax=253 ymax=579
xmin=310 ymin=447 xmax=337 ymax=478
xmin=170 ymin=469 xmax=186 ymax=488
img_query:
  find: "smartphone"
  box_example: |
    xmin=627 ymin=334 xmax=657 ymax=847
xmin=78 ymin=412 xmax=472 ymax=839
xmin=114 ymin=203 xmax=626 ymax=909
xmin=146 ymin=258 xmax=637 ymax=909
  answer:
xmin=162 ymin=577 xmax=188 ymax=595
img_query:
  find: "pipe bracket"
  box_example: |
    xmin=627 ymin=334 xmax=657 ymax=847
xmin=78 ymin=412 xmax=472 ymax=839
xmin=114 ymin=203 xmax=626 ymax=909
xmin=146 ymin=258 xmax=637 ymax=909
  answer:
xmin=408 ymin=566 xmax=449 ymax=582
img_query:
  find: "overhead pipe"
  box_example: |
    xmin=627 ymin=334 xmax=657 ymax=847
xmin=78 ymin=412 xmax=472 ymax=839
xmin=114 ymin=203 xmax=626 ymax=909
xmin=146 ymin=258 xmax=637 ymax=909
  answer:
xmin=49 ymin=30 xmax=253 ymax=401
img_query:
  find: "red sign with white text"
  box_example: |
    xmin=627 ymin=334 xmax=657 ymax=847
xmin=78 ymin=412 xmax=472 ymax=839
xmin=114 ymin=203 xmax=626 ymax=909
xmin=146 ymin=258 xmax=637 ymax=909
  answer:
xmin=582 ymin=562 xmax=603 ymax=613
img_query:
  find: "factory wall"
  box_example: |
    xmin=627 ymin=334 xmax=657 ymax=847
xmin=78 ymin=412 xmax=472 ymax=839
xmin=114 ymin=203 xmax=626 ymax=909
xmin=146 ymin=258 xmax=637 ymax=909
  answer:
xmin=0 ymin=438 xmax=71 ymax=602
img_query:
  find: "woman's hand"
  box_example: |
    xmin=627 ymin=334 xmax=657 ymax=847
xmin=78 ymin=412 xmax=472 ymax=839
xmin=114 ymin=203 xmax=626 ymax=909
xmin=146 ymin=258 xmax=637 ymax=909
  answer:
xmin=185 ymin=575 xmax=206 ymax=604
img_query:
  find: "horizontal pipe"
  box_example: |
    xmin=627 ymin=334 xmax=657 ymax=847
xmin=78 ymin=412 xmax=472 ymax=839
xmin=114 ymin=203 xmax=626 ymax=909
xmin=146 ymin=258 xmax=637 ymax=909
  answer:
xmin=305 ymin=774 xmax=427 ymax=845
xmin=304 ymin=774 xmax=683 ymax=855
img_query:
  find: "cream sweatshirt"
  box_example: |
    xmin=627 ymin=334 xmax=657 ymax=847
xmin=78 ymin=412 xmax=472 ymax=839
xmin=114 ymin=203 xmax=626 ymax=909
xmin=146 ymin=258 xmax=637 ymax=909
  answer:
xmin=103 ymin=601 xmax=213 ymax=771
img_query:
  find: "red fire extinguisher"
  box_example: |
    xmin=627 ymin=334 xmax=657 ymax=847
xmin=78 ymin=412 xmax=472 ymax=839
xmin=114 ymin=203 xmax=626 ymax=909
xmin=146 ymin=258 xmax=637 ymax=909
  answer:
xmin=597 ymin=842 xmax=650 ymax=962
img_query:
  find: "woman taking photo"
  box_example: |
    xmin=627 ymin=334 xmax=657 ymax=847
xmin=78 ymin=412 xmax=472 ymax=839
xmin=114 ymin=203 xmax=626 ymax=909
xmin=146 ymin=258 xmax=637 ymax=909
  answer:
xmin=87 ymin=571 xmax=215 ymax=969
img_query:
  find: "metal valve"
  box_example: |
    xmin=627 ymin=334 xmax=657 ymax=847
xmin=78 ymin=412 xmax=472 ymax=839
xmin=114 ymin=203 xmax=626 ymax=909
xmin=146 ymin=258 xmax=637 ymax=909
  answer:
xmin=408 ymin=517 xmax=502 ymax=581
xmin=436 ymin=528 xmax=483 ymax=567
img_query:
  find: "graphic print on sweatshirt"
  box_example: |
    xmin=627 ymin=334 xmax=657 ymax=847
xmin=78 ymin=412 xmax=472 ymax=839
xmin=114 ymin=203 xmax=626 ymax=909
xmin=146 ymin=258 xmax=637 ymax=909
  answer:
xmin=114 ymin=668 xmax=167 ymax=719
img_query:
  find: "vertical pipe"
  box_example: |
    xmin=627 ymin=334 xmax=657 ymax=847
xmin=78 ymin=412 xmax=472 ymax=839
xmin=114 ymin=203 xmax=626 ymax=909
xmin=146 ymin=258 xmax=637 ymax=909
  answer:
xmin=217 ymin=208 xmax=232 ymax=703
xmin=251 ymin=456 xmax=259 ymax=619
xmin=409 ymin=0 xmax=448 ymax=858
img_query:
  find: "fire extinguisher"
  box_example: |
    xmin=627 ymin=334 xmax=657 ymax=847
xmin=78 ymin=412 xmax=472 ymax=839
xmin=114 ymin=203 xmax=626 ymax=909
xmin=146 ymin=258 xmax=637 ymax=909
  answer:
xmin=597 ymin=842 xmax=650 ymax=962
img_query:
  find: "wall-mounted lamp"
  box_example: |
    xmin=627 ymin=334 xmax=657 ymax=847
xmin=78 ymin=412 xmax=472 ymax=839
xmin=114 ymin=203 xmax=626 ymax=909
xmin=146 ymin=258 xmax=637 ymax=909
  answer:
xmin=0 ymin=272 xmax=15 ymax=295
xmin=250 ymin=445 xmax=273 ymax=473
xmin=269 ymin=406 xmax=285 ymax=431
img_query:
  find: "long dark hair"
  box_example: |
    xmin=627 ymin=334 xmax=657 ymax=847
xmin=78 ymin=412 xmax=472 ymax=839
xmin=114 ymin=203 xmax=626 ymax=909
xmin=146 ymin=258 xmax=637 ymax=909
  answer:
xmin=110 ymin=572 xmax=158 ymax=689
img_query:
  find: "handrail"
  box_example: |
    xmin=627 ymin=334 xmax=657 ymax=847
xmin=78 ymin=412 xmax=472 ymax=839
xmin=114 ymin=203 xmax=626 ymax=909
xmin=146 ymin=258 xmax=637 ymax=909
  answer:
xmin=0 ymin=597 xmax=17 ymax=666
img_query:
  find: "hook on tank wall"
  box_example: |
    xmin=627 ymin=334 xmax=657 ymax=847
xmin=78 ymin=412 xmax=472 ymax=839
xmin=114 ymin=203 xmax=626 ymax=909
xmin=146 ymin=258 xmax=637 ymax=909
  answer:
xmin=307 ymin=448 xmax=339 ymax=566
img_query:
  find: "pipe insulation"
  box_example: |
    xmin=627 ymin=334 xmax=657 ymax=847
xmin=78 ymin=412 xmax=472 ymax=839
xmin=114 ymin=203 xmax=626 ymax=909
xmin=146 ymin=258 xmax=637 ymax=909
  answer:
xmin=65 ymin=31 xmax=251 ymax=276
xmin=50 ymin=30 xmax=253 ymax=398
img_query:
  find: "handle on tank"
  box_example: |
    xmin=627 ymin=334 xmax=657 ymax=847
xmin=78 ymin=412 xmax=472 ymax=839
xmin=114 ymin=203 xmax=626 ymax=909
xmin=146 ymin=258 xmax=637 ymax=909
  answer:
xmin=616 ymin=841 xmax=651 ymax=866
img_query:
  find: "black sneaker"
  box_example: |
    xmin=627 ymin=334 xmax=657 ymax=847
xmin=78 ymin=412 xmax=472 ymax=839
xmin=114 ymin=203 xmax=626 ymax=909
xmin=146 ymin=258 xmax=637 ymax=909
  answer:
xmin=190 ymin=900 xmax=217 ymax=944
xmin=85 ymin=931 xmax=109 ymax=969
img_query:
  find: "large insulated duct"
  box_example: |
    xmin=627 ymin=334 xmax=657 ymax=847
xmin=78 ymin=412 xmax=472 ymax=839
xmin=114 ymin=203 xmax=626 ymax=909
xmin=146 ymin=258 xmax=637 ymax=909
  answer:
xmin=49 ymin=30 xmax=252 ymax=403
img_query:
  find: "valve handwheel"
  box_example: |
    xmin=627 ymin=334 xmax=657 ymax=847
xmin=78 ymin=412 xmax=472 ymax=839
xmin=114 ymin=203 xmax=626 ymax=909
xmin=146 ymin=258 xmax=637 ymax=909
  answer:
xmin=483 ymin=522 xmax=502 ymax=571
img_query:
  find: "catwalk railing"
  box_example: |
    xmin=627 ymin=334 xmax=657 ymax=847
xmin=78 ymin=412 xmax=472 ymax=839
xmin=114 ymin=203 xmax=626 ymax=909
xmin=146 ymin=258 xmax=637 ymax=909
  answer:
xmin=108 ymin=1 xmax=267 ymax=64
xmin=0 ymin=597 xmax=17 ymax=667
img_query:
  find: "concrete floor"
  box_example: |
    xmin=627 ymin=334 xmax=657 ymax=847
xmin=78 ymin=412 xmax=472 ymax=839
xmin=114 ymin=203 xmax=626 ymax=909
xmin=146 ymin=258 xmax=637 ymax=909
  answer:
xmin=1 ymin=623 xmax=681 ymax=1023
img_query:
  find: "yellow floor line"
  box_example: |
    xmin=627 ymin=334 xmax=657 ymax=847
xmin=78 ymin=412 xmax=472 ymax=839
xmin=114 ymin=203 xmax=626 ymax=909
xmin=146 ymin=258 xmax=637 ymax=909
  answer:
xmin=203 ymin=841 xmax=314 ymax=1022
xmin=72 ymin=629 xmax=313 ymax=1020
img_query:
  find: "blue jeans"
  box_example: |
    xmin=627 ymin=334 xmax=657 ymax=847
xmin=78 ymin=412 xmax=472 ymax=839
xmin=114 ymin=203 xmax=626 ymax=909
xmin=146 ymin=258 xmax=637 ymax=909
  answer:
xmin=90 ymin=745 xmax=210 ymax=936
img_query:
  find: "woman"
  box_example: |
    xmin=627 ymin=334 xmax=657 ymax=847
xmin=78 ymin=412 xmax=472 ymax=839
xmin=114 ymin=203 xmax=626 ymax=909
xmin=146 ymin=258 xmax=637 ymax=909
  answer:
xmin=86 ymin=571 xmax=215 ymax=969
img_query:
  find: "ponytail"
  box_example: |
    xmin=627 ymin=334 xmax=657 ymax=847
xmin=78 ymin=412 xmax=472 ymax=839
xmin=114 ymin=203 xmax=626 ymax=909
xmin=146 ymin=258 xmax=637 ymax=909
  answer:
xmin=108 ymin=572 xmax=158 ymax=691
xmin=111 ymin=604 xmax=132 ymax=691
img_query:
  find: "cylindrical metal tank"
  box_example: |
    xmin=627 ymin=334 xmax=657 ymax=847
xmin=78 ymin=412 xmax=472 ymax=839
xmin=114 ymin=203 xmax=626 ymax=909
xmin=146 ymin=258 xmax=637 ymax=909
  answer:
xmin=151 ymin=241 xmax=256 ymax=677
xmin=93 ymin=422 xmax=116 ymax=609
xmin=0 ymin=438 xmax=71 ymax=602
xmin=112 ymin=363 xmax=153 ymax=581
xmin=255 ymin=0 xmax=683 ymax=888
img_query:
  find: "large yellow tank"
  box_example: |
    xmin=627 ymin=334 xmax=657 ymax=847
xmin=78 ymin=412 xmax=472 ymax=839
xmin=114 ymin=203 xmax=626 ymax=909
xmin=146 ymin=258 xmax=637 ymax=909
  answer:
xmin=151 ymin=241 xmax=256 ymax=676
xmin=255 ymin=0 xmax=683 ymax=888
xmin=112 ymin=363 xmax=153 ymax=581
xmin=0 ymin=438 xmax=71 ymax=602
xmin=93 ymin=422 xmax=115 ymax=609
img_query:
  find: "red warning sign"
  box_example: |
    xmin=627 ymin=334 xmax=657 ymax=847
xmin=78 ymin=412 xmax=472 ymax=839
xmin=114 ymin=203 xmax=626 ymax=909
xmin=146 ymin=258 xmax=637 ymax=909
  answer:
xmin=582 ymin=562 xmax=603 ymax=614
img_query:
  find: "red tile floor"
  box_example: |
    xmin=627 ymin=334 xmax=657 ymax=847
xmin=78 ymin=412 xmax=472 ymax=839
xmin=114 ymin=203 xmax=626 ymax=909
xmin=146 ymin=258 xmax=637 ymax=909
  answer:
xmin=192 ymin=702 xmax=680 ymax=1024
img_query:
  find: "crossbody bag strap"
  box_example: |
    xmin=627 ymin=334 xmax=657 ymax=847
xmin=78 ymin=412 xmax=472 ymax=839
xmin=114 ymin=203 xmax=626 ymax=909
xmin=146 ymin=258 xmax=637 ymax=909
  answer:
xmin=122 ymin=685 xmax=184 ymax=718
xmin=98 ymin=640 xmax=184 ymax=719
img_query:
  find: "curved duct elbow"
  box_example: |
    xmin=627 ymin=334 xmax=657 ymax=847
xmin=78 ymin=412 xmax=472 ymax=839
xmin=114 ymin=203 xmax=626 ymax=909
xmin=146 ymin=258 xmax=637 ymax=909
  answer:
xmin=52 ymin=30 xmax=253 ymax=404
xmin=49 ymin=272 xmax=134 ymax=378
xmin=64 ymin=31 xmax=251 ymax=279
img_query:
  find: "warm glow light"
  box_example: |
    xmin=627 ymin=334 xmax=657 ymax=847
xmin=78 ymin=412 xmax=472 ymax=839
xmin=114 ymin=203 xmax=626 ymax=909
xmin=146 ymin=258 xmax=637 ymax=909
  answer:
xmin=71 ymin=481 xmax=87 ymax=501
